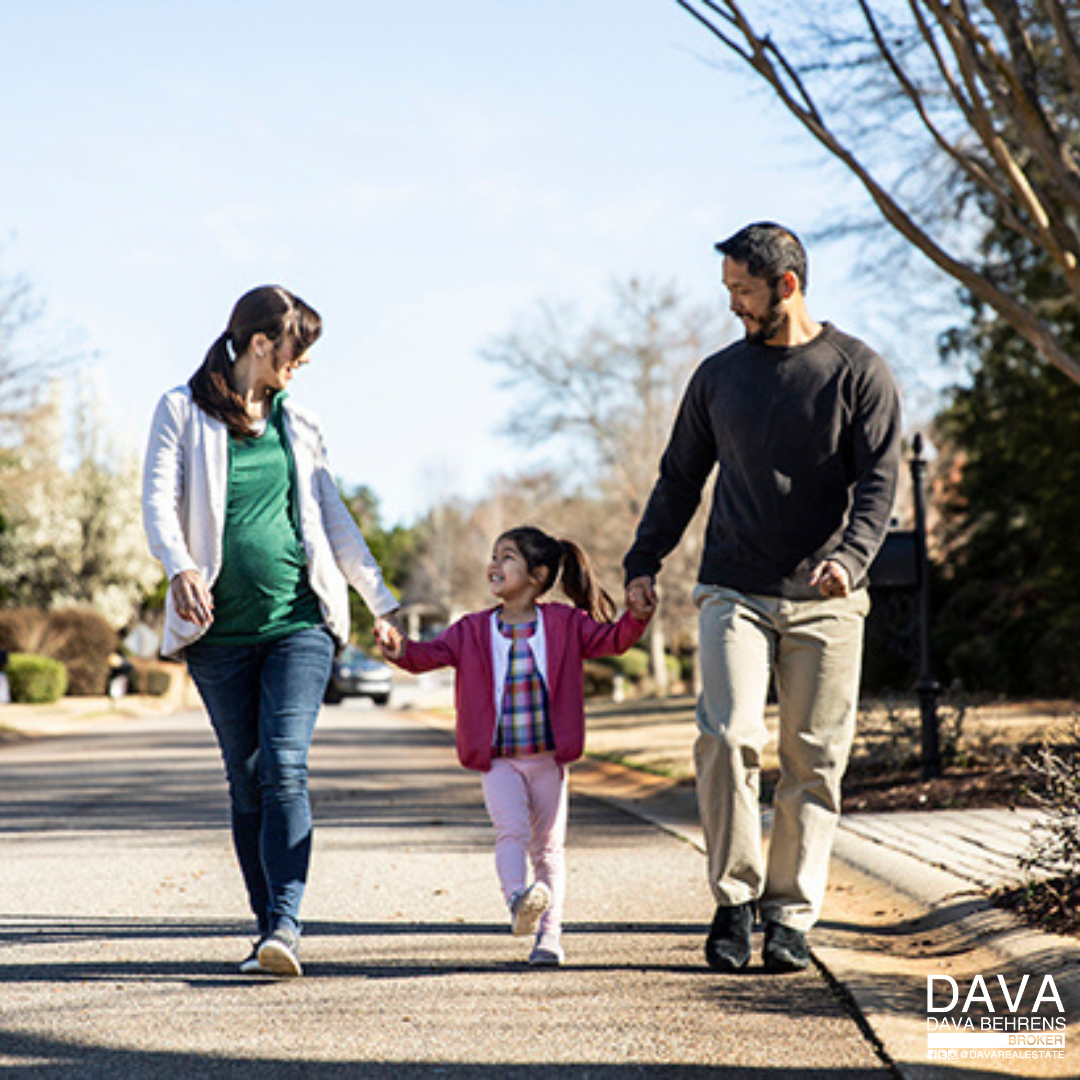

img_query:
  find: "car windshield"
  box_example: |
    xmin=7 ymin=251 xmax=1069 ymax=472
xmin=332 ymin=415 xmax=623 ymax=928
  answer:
xmin=340 ymin=648 xmax=380 ymax=670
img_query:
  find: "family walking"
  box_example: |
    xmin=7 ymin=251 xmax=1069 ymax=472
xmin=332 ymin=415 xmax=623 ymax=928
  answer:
xmin=142 ymin=222 xmax=901 ymax=978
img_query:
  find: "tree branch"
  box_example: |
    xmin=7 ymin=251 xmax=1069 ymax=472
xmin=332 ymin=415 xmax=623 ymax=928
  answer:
xmin=857 ymin=1 xmax=1012 ymax=215
xmin=676 ymin=0 xmax=1080 ymax=385
xmin=1039 ymin=0 xmax=1080 ymax=101
xmin=674 ymin=0 xmax=751 ymax=62
xmin=919 ymin=0 xmax=1080 ymax=284
xmin=976 ymin=0 xmax=1080 ymax=204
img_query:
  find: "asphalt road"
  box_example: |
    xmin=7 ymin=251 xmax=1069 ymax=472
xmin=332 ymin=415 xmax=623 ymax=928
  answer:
xmin=0 ymin=703 xmax=892 ymax=1078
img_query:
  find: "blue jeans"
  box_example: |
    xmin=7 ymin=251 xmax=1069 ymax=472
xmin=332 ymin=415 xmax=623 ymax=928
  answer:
xmin=185 ymin=626 xmax=335 ymax=937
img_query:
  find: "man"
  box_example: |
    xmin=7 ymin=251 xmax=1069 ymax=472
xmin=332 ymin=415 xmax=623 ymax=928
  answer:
xmin=624 ymin=222 xmax=901 ymax=973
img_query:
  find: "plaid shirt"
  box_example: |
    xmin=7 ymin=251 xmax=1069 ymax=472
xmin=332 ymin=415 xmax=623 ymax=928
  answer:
xmin=494 ymin=616 xmax=554 ymax=757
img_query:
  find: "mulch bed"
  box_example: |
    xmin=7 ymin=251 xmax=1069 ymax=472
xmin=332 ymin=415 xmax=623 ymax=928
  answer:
xmin=840 ymin=764 xmax=1037 ymax=813
xmin=994 ymin=877 xmax=1080 ymax=938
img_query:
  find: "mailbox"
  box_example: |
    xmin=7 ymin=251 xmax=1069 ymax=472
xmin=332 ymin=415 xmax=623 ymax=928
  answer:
xmin=868 ymin=530 xmax=919 ymax=590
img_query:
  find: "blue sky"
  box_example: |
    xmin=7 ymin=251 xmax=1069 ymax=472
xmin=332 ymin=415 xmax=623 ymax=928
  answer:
xmin=1 ymin=1 xmax=934 ymax=525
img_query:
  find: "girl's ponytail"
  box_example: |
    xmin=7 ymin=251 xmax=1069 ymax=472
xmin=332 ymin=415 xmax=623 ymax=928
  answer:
xmin=559 ymin=538 xmax=616 ymax=624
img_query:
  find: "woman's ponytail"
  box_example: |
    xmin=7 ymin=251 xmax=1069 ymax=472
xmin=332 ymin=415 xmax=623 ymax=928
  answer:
xmin=558 ymin=538 xmax=616 ymax=624
xmin=189 ymin=331 xmax=256 ymax=438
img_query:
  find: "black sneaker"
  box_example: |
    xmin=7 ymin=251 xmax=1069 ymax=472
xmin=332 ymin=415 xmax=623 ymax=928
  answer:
xmin=704 ymin=902 xmax=753 ymax=972
xmin=762 ymin=921 xmax=810 ymax=972
xmin=257 ymin=927 xmax=303 ymax=978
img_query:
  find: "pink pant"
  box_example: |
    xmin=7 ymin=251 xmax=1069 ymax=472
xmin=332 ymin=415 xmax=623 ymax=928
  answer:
xmin=481 ymin=754 xmax=567 ymax=936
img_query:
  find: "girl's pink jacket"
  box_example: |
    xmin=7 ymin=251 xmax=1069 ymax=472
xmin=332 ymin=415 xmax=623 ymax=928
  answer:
xmin=391 ymin=602 xmax=650 ymax=772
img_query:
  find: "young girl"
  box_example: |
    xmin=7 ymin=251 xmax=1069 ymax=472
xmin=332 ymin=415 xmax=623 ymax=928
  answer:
xmin=379 ymin=526 xmax=655 ymax=966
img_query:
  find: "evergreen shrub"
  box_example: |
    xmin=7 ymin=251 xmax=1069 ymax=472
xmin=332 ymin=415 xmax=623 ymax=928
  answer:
xmin=7 ymin=653 xmax=67 ymax=704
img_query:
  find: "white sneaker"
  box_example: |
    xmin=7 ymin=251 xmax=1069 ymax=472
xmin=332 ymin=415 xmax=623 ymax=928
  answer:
xmin=529 ymin=932 xmax=564 ymax=966
xmin=509 ymin=882 xmax=551 ymax=937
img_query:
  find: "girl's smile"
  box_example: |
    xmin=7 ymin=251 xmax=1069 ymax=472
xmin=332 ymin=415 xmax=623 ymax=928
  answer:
xmin=487 ymin=538 xmax=544 ymax=610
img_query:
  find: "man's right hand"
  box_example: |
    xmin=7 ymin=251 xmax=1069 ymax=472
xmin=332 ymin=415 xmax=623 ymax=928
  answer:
xmin=626 ymin=576 xmax=659 ymax=620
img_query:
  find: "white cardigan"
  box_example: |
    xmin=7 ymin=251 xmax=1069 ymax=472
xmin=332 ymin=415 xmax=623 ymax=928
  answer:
xmin=142 ymin=386 xmax=398 ymax=658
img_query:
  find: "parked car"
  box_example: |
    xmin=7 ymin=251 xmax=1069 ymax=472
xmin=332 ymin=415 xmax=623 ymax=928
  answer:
xmin=324 ymin=646 xmax=393 ymax=706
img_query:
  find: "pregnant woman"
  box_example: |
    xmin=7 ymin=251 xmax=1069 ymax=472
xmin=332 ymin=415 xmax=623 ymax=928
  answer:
xmin=143 ymin=285 xmax=401 ymax=977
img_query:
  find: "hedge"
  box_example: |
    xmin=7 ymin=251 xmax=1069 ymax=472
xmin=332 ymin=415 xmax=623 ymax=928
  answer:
xmin=127 ymin=659 xmax=175 ymax=697
xmin=7 ymin=653 xmax=68 ymax=704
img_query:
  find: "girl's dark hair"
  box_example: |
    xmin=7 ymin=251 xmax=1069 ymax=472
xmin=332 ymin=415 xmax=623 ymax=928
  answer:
xmin=189 ymin=285 xmax=322 ymax=437
xmin=499 ymin=526 xmax=616 ymax=624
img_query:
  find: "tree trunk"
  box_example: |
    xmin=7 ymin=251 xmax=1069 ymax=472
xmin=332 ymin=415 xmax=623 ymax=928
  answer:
xmin=649 ymin=618 xmax=669 ymax=698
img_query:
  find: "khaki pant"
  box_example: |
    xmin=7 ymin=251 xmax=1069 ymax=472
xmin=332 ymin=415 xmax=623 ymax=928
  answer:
xmin=693 ymin=584 xmax=869 ymax=931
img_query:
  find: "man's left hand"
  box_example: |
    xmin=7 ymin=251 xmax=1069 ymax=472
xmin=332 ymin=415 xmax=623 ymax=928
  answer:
xmin=809 ymin=559 xmax=851 ymax=598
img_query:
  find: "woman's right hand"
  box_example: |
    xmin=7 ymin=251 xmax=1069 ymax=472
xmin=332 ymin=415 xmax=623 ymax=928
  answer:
xmin=170 ymin=569 xmax=215 ymax=627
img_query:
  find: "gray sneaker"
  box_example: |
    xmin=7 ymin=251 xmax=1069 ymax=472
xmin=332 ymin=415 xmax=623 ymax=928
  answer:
xmin=528 ymin=932 xmax=564 ymax=967
xmin=509 ymin=882 xmax=551 ymax=937
xmin=257 ymin=928 xmax=303 ymax=978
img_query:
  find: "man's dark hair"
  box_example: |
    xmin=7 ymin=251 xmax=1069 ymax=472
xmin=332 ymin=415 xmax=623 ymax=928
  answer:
xmin=715 ymin=222 xmax=808 ymax=292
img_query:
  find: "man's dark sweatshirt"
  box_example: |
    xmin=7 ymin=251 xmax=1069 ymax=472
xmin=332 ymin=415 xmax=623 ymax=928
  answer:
xmin=623 ymin=323 xmax=902 ymax=600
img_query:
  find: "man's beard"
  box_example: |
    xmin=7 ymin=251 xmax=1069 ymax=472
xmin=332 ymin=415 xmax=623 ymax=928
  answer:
xmin=745 ymin=285 xmax=787 ymax=344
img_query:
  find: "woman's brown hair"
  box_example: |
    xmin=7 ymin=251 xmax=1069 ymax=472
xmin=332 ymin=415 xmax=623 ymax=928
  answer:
xmin=189 ymin=285 xmax=322 ymax=437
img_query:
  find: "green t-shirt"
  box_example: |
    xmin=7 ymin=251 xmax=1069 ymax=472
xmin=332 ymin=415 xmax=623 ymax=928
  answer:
xmin=202 ymin=393 xmax=323 ymax=646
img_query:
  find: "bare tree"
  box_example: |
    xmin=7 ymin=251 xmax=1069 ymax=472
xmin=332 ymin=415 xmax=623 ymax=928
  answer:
xmin=404 ymin=496 xmax=492 ymax=624
xmin=484 ymin=278 xmax=718 ymax=514
xmin=483 ymin=277 xmax=725 ymax=692
xmin=0 ymin=254 xmax=76 ymax=440
xmin=676 ymin=0 xmax=1080 ymax=385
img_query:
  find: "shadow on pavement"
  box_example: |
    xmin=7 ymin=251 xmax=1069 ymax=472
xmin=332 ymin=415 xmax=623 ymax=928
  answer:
xmin=0 ymin=1027 xmax=924 ymax=1080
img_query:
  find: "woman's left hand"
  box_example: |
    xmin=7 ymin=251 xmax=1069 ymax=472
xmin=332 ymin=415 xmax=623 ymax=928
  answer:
xmin=170 ymin=569 xmax=215 ymax=626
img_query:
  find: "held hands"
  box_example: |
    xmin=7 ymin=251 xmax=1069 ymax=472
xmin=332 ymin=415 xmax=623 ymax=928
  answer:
xmin=170 ymin=569 xmax=214 ymax=627
xmin=374 ymin=609 xmax=406 ymax=661
xmin=810 ymin=559 xmax=852 ymax=598
xmin=625 ymin=576 xmax=659 ymax=621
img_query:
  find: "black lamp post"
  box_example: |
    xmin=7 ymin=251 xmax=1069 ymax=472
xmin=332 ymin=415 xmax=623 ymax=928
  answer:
xmin=910 ymin=433 xmax=942 ymax=779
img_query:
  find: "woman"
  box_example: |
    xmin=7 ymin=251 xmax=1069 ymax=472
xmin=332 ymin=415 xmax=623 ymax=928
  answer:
xmin=143 ymin=285 xmax=401 ymax=978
